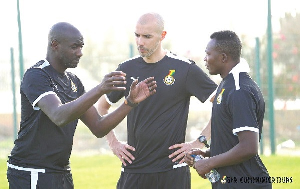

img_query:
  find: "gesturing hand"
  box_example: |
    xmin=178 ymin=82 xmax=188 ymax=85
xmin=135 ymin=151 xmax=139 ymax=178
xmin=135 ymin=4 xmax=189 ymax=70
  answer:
xmin=127 ymin=77 xmax=157 ymax=104
xmin=98 ymin=71 xmax=127 ymax=94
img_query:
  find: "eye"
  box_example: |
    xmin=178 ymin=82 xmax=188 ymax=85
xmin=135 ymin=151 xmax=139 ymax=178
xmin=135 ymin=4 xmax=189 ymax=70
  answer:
xmin=134 ymin=33 xmax=140 ymax=37
xmin=145 ymin=35 xmax=151 ymax=38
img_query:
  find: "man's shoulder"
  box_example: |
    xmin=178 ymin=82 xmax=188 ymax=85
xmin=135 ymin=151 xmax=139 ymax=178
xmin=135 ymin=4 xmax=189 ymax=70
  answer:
xmin=165 ymin=51 xmax=195 ymax=65
xmin=120 ymin=55 xmax=141 ymax=65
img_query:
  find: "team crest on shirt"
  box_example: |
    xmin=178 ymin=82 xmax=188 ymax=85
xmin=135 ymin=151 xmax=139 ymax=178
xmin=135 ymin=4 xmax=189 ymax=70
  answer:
xmin=217 ymin=88 xmax=225 ymax=104
xmin=71 ymin=80 xmax=77 ymax=92
xmin=163 ymin=70 xmax=176 ymax=85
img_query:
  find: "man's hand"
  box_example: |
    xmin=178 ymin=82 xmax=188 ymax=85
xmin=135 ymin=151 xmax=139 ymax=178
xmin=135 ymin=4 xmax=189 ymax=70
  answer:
xmin=127 ymin=77 xmax=157 ymax=104
xmin=98 ymin=71 xmax=127 ymax=94
xmin=184 ymin=148 xmax=207 ymax=167
xmin=185 ymin=149 xmax=211 ymax=179
xmin=109 ymin=139 xmax=136 ymax=166
xmin=193 ymin=158 xmax=212 ymax=179
xmin=169 ymin=141 xmax=205 ymax=164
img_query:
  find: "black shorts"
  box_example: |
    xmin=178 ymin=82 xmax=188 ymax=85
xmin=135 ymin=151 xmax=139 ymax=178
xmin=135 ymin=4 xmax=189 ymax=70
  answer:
xmin=7 ymin=166 xmax=74 ymax=189
xmin=117 ymin=166 xmax=191 ymax=189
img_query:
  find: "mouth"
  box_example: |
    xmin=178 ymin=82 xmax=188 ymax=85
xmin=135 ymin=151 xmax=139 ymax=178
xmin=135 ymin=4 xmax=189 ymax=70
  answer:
xmin=138 ymin=47 xmax=146 ymax=53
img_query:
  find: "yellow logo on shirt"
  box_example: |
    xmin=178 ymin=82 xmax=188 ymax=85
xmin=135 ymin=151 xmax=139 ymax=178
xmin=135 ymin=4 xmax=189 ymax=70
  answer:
xmin=163 ymin=70 xmax=175 ymax=85
xmin=221 ymin=176 xmax=227 ymax=184
xmin=217 ymin=89 xmax=225 ymax=104
xmin=71 ymin=80 xmax=77 ymax=92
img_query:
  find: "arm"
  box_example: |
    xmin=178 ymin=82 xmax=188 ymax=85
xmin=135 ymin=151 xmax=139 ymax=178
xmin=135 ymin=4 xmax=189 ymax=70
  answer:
xmin=193 ymin=130 xmax=258 ymax=177
xmin=38 ymin=71 xmax=126 ymax=127
xmin=97 ymin=95 xmax=136 ymax=166
xmin=81 ymin=77 xmax=156 ymax=138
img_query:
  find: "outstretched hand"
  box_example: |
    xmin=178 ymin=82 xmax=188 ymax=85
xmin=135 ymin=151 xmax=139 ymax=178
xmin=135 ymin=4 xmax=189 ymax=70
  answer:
xmin=128 ymin=77 xmax=157 ymax=104
xmin=99 ymin=71 xmax=127 ymax=94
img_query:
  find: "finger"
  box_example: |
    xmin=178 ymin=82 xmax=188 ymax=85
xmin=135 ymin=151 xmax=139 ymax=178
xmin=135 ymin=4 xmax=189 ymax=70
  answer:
xmin=169 ymin=143 xmax=183 ymax=150
xmin=125 ymin=144 xmax=136 ymax=152
xmin=171 ymin=152 xmax=185 ymax=162
xmin=169 ymin=147 xmax=184 ymax=158
xmin=148 ymin=83 xmax=157 ymax=92
xmin=118 ymin=156 xmax=127 ymax=166
xmin=120 ymin=153 xmax=133 ymax=164
xmin=178 ymin=158 xmax=186 ymax=164
xmin=130 ymin=78 xmax=138 ymax=89
xmin=144 ymin=77 xmax=154 ymax=83
xmin=122 ymin=147 xmax=136 ymax=162
xmin=108 ymin=71 xmax=126 ymax=77
xmin=109 ymin=76 xmax=126 ymax=82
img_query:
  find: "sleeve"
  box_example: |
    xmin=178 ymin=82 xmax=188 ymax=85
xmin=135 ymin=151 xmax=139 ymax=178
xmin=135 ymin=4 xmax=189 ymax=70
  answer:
xmin=229 ymin=90 xmax=259 ymax=135
xmin=21 ymin=68 xmax=56 ymax=109
xmin=106 ymin=64 xmax=126 ymax=103
xmin=186 ymin=63 xmax=217 ymax=103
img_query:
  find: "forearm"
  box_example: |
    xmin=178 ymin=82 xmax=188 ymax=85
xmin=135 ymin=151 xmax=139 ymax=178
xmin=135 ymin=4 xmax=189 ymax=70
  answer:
xmin=201 ymin=119 xmax=211 ymax=140
xmin=106 ymin=130 xmax=118 ymax=146
xmin=190 ymin=119 xmax=212 ymax=149
xmin=208 ymin=141 xmax=256 ymax=169
xmin=98 ymin=103 xmax=132 ymax=136
xmin=56 ymin=87 xmax=104 ymax=126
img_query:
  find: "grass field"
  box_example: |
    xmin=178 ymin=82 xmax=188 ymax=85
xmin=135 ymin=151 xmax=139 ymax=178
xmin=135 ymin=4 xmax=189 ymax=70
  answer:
xmin=0 ymin=155 xmax=298 ymax=189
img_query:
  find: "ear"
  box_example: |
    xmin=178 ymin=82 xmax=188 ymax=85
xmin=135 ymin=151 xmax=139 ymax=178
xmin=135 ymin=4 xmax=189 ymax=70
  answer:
xmin=161 ymin=31 xmax=167 ymax=40
xmin=221 ymin=53 xmax=228 ymax=63
xmin=50 ymin=39 xmax=59 ymax=50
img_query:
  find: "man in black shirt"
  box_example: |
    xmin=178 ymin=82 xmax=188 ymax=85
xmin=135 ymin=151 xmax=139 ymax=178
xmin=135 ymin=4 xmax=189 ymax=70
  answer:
xmin=185 ymin=30 xmax=271 ymax=189
xmin=7 ymin=22 xmax=157 ymax=189
xmin=98 ymin=12 xmax=217 ymax=189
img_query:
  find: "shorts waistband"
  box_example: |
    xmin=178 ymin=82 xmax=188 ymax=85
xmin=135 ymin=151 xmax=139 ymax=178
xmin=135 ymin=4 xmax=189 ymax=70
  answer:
xmin=121 ymin=163 xmax=187 ymax=172
xmin=7 ymin=163 xmax=45 ymax=189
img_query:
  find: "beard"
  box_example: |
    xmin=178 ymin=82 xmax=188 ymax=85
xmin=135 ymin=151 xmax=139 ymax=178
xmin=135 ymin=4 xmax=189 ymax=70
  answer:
xmin=138 ymin=41 xmax=160 ymax=58
xmin=58 ymin=53 xmax=79 ymax=68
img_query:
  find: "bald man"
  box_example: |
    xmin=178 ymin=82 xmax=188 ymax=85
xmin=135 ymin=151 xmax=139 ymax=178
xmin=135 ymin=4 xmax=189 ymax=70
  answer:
xmin=97 ymin=13 xmax=217 ymax=189
xmin=7 ymin=22 xmax=157 ymax=189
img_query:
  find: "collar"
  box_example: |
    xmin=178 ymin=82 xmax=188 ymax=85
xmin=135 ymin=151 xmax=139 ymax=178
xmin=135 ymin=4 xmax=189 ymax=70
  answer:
xmin=228 ymin=58 xmax=250 ymax=90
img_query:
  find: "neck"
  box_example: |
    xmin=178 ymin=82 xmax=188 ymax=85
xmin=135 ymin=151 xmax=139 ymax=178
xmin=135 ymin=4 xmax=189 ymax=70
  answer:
xmin=46 ymin=55 xmax=66 ymax=74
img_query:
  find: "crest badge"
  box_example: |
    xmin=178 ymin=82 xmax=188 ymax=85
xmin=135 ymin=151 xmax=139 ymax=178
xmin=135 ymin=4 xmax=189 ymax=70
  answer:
xmin=71 ymin=80 xmax=77 ymax=92
xmin=163 ymin=70 xmax=176 ymax=85
xmin=217 ymin=89 xmax=225 ymax=104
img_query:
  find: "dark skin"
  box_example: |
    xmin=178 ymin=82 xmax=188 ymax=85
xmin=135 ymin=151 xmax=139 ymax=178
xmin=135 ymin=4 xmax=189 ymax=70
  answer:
xmin=184 ymin=38 xmax=259 ymax=178
xmin=39 ymin=22 xmax=157 ymax=138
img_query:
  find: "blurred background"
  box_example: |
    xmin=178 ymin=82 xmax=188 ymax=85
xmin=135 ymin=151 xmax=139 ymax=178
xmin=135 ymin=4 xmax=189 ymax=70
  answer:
xmin=1 ymin=0 xmax=300 ymax=160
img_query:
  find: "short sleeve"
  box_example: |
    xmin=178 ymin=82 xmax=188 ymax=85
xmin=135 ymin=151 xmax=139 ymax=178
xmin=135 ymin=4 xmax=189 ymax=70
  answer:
xmin=186 ymin=63 xmax=217 ymax=102
xmin=229 ymin=90 xmax=259 ymax=135
xmin=21 ymin=68 xmax=55 ymax=109
xmin=106 ymin=65 xmax=126 ymax=103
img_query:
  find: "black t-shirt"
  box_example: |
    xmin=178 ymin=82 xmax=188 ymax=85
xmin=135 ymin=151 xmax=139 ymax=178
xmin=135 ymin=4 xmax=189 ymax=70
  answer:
xmin=106 ymin=51 xmax=217 ymax=173
xmin=211 ymin=66 xmax=271 ymax=188
xmin=8 ymin=59 xmax=85 ymax=172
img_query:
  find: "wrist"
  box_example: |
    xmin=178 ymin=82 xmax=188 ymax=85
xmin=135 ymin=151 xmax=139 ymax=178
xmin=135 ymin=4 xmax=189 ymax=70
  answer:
xmin=198 ymin=135 xmax=210 ymax=148
xmin=124 ymin=97 xmax=138 ymax=107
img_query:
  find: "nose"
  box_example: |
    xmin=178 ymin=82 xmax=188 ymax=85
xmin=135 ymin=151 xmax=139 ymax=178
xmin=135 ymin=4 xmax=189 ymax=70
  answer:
xmin=136 ymin=37 xmax=144 ymax=46
xmin=76 ymin=48 xmax=83 ymax=58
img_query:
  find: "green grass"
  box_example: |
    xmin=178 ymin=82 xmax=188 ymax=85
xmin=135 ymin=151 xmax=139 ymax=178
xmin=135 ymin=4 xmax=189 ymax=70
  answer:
xmin=1 ymin=155 xmax=299 ymax=189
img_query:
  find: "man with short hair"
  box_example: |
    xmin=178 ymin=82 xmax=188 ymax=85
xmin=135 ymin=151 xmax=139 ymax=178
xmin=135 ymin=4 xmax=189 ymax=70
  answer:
xmin=98 ymin=13 xmax=217 ymax=189
xmin=185 ymin=30 xmax=271 ymax=189
xmin=7 ymin=22 xmax=157 ymax=189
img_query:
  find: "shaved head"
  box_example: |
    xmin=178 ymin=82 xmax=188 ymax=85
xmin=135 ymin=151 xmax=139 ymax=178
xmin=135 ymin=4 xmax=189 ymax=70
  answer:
xmin=48 ymin=22 xmax=82 ymax=45
xmin=137 ymin=12 xmax=164 ymax=33
xmin=46 ymin=22 xmax=84 ymax=70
